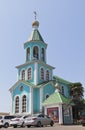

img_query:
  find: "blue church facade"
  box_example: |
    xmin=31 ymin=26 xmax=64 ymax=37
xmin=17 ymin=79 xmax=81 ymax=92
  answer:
xmin=9 ymin=19 xmax=74 ymax=124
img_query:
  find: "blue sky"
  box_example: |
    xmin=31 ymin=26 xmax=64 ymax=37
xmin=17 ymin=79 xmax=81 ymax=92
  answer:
xmin=0 ymin=0 xmax=85 ymax=112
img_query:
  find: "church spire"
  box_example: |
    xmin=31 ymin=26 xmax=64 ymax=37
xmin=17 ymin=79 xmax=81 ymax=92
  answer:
xmin=28 ymin=12 xmax=44 ymax=42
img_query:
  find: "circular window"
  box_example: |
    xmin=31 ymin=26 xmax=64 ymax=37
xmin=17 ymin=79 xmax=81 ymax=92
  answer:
xmin=46 ymin=94 xmax=49 ymax=99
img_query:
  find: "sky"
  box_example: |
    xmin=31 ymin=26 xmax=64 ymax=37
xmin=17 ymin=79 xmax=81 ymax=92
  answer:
xmin=0 ymin=0 xmax=85 ymax=112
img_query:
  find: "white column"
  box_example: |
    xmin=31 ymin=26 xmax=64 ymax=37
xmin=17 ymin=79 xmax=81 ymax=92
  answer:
xmin=25 ymin=69 xmax=28 ymax=80
xmin=34 ymin=62 xmax=38 ymax=85
xmin=19 ymin=95 xmax=22 ymax=114
xmin=59 ymin=104 xmax=63 ymax=124
xmin=29 ymin=87 xmax=33 ymax=114
xmin=40 ymin=88 xmax=43 ymax=112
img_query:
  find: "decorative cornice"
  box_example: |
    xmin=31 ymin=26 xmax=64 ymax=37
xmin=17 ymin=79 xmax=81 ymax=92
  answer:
xmin=16 ymin=60 xmax=55 ymax=69
xmin=24 ymin=40 xmax=47 ymax=49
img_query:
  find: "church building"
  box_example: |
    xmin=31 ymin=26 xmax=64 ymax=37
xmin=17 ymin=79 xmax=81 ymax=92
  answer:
xmin=9 ymin=17 xmax=74 ymax=124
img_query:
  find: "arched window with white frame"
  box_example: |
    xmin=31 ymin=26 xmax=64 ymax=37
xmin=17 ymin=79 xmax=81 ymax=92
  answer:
xmin=22 ymin=95 xmax=26 ymax=113
xmin=46 ymin=70 xmax=49 ymax=81
xmin=33 ymin=46 xmax=39 ymax=60
xmin=40 ymin=68 xmax=44 ymax=80
xmin=26 ymin=48 xmax=30 ymax=61
xmin=21 ymin=70 xmax=25 ymax=80
xmin=15 ymin=96 xmax=19 ymax=113
xmin=27 ymin=68 xmax=32 ymax=80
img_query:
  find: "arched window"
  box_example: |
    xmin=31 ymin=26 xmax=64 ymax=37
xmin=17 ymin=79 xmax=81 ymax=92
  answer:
xmin=41 ymin=68 xmax=44 ymax=80
xmin=15 ymin=96 xmax=19 ymax=113
xmin=46 ymin=70 xmax=49 ymax=81
xmin=62 ymin=86 xmax=64 ymax=95
xmin=28 ymin=68 xmax=32 ymax=80
xmin=26 ymin=48 xmax=30 ymax=61
xmin=41 ymin=48 xmax=45 ymax=61
xmin=33 ymin=46 xmax=39 ymax=60
xmin=21 ymin=70 xmax=25 ymax=80
xmin=22 ymin=95 xmax=26 ymax=113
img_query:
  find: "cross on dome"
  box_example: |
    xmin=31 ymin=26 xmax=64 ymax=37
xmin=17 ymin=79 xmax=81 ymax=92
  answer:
xmin=34 ymin=11 xmax=37 ymax=20
xmin=32 ymin=11 xmax=39 ymax=29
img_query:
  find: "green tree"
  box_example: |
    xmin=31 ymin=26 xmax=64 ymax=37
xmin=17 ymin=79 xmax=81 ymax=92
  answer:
xmin=70 ymin=82 xmax=84 ymax=101
xmin=70 ymin=82 xmax=85 ymax=122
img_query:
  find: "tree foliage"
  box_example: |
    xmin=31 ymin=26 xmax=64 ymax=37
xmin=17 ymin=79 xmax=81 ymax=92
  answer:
xmin=70 ymin=82 xmax=84 ymax=101
xmin=70 ymin=82 xmax=85 ymax=121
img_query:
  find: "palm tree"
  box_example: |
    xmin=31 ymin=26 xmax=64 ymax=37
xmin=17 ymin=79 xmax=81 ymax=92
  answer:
xmin=70 ymin=82 xmax=84 ymax=101
xmin=70 ymin=82 xmax=85 ymax=123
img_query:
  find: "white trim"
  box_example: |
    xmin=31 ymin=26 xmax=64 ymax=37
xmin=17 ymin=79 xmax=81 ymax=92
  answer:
xmin=40 ymin=87 xmax=43 ymax=112
xmin=26 ymin=66 xmax=32 ymax=80
xmin=26 ymin=47 xmax=30 ymax=61
xmin=44 ymin=104 xmax=63 ymax=124
xmin=25 ymin=68 xmax=28 ymax=80
xmin=29 ymin=87 xmax=33 ymax=114
xmin=59 ymin=104 xmax=63 ymax=124
xmin=32 ymin=45 xmax=40 ymax=60
xmin=20 ymin=68 xmax=26 ymax=80
xmin=19 ymin=95 xmax=22 ymax=114
xmin=40 ymin=66 xmax=45 ymax=80
xmin=46 ymin=69 xmax=50 ymax=81
xmin=34 ymin=62 xmax=38 ymax=85
xmin=14 ymin=95 xmax=20 ymax=114
xmin=21 ymin=94 xmax=27 ymax=113
xmin=16 ymin=60 xmax=55 ymax=69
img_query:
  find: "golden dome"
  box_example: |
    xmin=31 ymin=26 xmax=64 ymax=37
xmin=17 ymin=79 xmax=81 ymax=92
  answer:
xmin=55 ymin=83 xmax=59 ymax=89
xmin=32 ymin=20 xmax=39 ymax=28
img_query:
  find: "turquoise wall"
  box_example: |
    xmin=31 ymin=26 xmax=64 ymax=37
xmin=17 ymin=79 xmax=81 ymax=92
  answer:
xmin=43 ymin=83 xmax=55 ymax=101
xmin=58 ymin=82 xmax=70 ymax=98
xmin=18 ymin=63 xmax=34 ymax=83
xmin=24 ymin=41 xmax=47 ymax=51
xmin=38 ymin=63 xmax=53 ymax=84
xmin=12 ymin=83 xmax=30 ymax=113
xmin=17 ymin=60 xmax=53 ymax=85
xmin=33 ymin=88 xmax=40 ymax=113
xmin=24 ymin=41 xmax=47 ymax=63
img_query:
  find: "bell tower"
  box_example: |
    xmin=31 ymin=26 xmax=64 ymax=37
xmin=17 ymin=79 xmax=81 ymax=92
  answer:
xmin=24 ymin=12 xmax=47 ymax=63
xmin=16 ymin=13 xmax=55 ymax=85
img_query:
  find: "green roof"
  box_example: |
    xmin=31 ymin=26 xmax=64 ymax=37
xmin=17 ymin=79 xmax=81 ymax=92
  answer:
xmin=9 ymin=80 xmax=54 ymax=92
xmin=53 ymin=76 xmax=71 ymax=84
xmin=43 ymin=90 xmax=72 ymax=106
xmin=9 ymin=80 xmax=36 ymax=92
xmin=28 ymin=29 xmax=44 ymax=42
